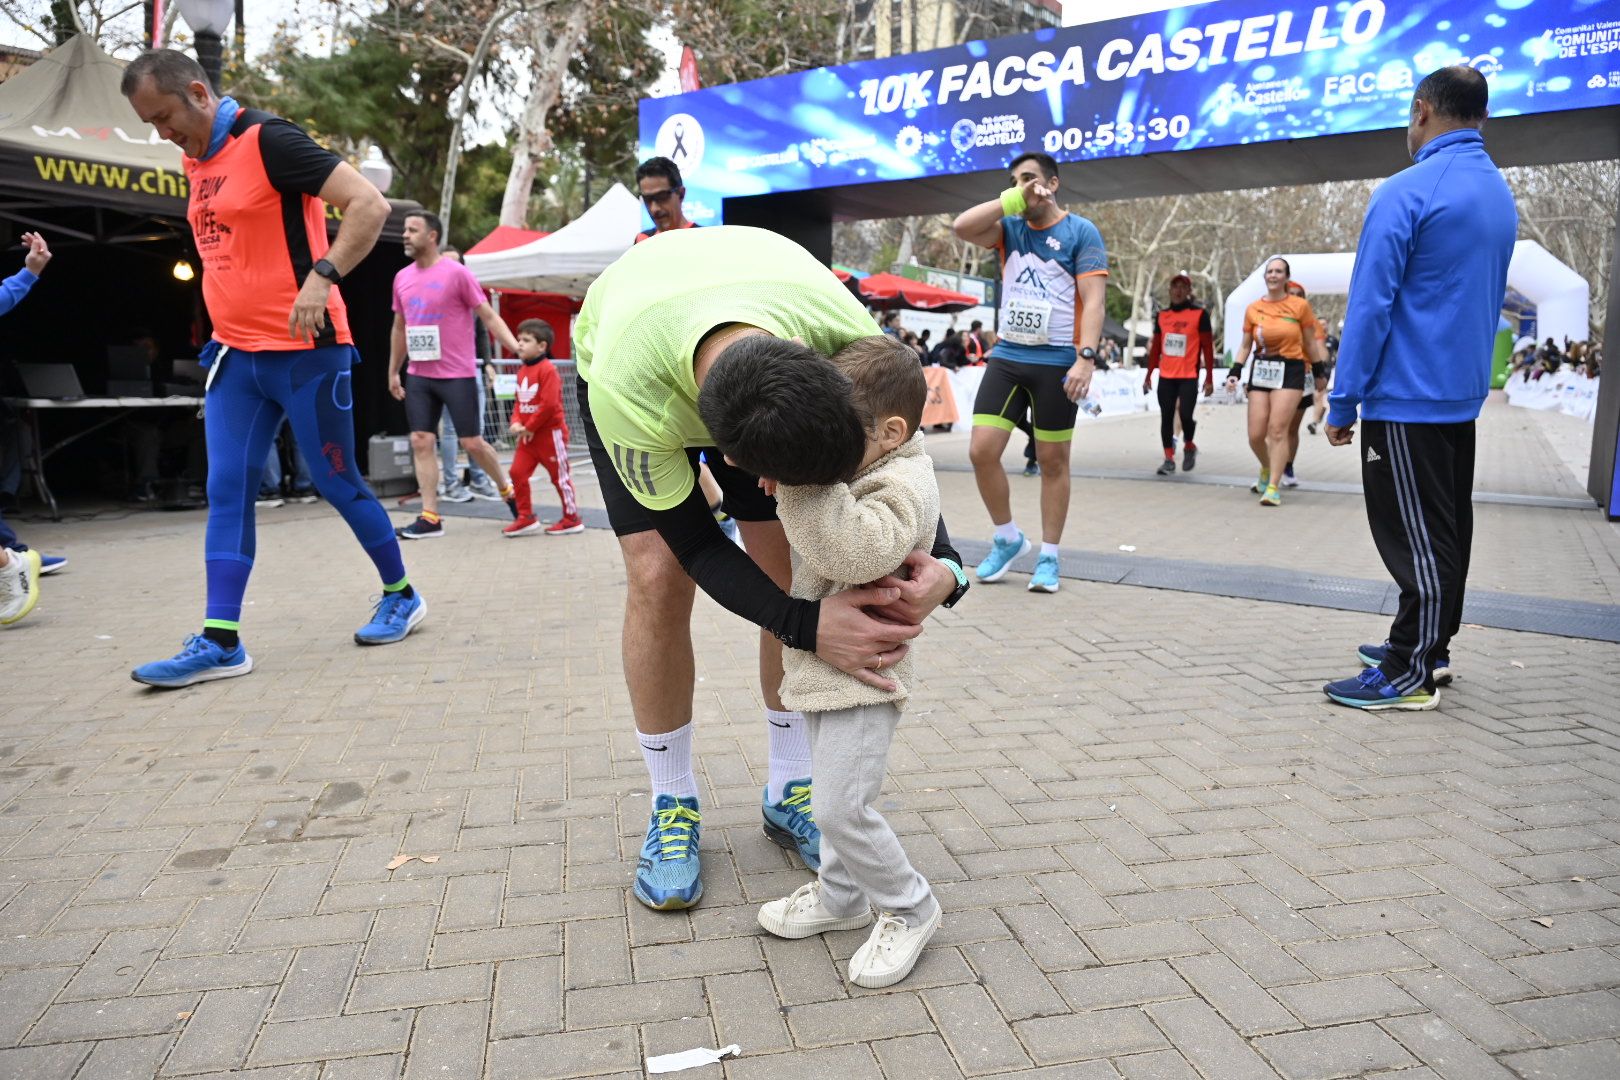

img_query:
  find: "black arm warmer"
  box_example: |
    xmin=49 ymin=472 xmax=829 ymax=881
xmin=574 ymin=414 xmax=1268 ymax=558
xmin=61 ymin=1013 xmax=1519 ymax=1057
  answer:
xmin=650 ymin=483 xmax=820 ymax=651
xmin=931 ymin=516 xmax=961 ymax=568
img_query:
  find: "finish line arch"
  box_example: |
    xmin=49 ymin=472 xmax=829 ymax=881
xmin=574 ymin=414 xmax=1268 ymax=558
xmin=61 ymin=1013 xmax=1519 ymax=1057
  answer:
xmin=636 ymin=0 xmax=1620 ymax=514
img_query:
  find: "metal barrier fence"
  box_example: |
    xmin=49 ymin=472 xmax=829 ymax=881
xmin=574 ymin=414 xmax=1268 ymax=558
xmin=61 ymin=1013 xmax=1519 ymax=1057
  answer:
xmin=479 ymin=359 xmax=590 ymax=462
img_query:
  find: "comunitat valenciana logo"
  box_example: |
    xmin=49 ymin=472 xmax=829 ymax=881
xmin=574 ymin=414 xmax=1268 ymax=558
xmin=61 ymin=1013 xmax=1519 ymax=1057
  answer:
xmin=654 ymin=113 xmax=705 ymax=175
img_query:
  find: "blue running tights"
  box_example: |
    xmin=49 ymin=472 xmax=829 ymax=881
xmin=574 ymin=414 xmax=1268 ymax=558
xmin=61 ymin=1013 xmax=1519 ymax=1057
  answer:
xmin=202 ymin=345 xmax=405 ymax=627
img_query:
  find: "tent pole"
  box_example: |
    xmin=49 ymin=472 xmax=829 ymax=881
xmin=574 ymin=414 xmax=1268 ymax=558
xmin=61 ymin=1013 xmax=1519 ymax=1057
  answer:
xmin=1587 ymin=207 xmax=1620 ymax=516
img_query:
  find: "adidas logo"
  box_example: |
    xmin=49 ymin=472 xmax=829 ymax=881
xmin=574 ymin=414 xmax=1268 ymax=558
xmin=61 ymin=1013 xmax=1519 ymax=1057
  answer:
xmin=1366 ymin=446 xmax=1382 ymax=463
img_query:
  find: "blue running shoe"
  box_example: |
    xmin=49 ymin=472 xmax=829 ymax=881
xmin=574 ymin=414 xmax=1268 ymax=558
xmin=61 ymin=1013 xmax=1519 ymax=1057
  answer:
xmin=131 ymin=634 xmax=253 ymax=688
xmin=1028 ymin=553 xmax=1060 ymax=593
xmin=975 ymin=531 xmax=1030 ymax=583
xmin=36 ymin=553 xmax=66 ymax=575
xmin=635 ymin=794 xmax=703 ymax=910
xmin=763 ymin=779 xmax=820 ymax=870
xmin=354 ymin=591 xmax=427 ymax=645
xmin=1357 ymin=640 xmax=1452 ymax=686
xmin=1323 ymin=667 xmax=1439 ymax=712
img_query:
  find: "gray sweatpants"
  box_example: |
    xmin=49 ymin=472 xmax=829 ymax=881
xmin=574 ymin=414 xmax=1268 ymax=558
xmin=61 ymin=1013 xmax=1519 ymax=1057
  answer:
xmin=807 ymin=703 xmax=937 ymax=927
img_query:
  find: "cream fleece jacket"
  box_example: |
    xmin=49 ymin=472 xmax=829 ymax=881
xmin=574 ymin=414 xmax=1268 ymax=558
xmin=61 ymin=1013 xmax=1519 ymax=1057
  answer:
xmin=774 ymin=431 xmax=939 ymax=714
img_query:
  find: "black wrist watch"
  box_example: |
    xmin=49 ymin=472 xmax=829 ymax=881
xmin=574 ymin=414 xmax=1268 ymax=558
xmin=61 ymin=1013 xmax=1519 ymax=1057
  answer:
xmin=312 ymin=258 xmax=343 ymax=285
xmin=1079 ymin=346 xmax=1097 ymax=361
xmin=939 ymin=558 xmax=971 ymax=609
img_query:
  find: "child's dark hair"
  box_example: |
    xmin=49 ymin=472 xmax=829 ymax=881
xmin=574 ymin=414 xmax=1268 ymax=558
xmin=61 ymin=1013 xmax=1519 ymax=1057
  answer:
xmin=517 ymin=319 xmax=553 ymax=351
xmin=699 ymin=336 xmax=867 ymax=485
xmin=831 ymin=335 xmax=927 ymax=437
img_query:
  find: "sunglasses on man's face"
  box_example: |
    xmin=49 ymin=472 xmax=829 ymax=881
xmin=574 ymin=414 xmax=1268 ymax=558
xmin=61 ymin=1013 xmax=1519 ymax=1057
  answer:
xmin=641 ymin=188 xmax=681 ymax=206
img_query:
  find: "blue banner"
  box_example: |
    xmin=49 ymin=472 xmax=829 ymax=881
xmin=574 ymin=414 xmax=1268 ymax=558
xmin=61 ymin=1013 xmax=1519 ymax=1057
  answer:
xmin=639 ymin=0 xmax=1619 ymax=224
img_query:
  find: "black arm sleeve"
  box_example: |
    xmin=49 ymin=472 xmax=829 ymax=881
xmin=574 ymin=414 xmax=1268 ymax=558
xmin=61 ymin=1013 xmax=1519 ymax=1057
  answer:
xmin=246 ymin=112 xmax=342 ymax=198
xmin=649 ymin=483 xmax=821 ymax=651
xmin=931 ymin=516 xmax=961 ymax=568
xmin=1199 ymin=309 xmax=1213 ymax=334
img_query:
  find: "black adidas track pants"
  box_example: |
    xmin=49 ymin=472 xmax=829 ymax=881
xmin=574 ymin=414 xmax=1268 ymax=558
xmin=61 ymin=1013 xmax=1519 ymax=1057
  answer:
xmin=1361 ymin=420 xmax=1475 ymax=694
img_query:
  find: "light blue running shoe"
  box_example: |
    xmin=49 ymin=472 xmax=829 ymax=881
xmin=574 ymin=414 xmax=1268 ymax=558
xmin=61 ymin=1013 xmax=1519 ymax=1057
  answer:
xmin=131 ymin=634 xmax=253 ymax=688
xmin=354 ymin=590 xmax=427 ymax=645
xmin=1028 ymin=553 xmax=1061 ymax=593
xmin=635 ymin=794 xmax=703 ymax=910
xmin=975 ymin=530 xmax=1030 ymax=582
xmin=763 ymin=779 xmax=820 ymax=870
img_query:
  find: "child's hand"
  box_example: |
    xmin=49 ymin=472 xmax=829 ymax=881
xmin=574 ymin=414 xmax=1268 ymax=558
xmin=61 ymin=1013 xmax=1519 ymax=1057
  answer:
xmin=517 ymin=430 xmax=533 ymax=444
xmin=757 ymin=477 xmax=778 ymax=498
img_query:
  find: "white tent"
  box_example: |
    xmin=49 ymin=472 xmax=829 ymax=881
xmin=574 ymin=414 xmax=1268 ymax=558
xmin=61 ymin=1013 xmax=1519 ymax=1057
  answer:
xmin=1222 ymin=241 xmax=1589 ymax=358
xmin=463 ymin=183 xmax=642 ymax=296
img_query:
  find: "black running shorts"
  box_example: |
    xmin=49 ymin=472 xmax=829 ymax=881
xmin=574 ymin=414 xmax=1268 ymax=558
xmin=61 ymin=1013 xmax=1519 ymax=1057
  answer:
xmin=1246 ymin=356 xmax=1308 ymax=394
xmin=405 ymin=374 xmax=481 ymax=436
xmin=971 ymin=357 xmax=1079 ymax=441
xmin=578 ymin=378 xmax=777 ymax=537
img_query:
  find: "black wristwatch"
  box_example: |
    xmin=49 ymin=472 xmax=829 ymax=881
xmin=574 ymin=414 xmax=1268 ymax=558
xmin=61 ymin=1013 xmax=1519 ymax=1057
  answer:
xmin=1079 ymin=346 xmax=1097 ymax=361
xmin=939 ymin=558 xmax=971 ymax=609
xmin=312 ymin=258 xmax=343 ymax=285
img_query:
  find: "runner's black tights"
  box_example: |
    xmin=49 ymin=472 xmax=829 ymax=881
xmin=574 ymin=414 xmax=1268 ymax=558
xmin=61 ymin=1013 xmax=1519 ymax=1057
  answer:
xmin=1158 ymin=377 xmax=1199 ymax=449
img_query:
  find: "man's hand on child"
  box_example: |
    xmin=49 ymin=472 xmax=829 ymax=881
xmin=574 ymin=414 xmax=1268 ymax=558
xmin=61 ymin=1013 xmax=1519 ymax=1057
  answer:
xmin=757 ymin=477 xmax=778 ymax=498
xmin=869 ymin=552 xmax=956 ymax=624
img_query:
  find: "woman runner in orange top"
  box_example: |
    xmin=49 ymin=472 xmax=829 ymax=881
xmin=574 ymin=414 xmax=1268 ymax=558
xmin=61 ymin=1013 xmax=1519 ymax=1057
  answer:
xmin=1232 ymin=257 xmax=1326 ymax=506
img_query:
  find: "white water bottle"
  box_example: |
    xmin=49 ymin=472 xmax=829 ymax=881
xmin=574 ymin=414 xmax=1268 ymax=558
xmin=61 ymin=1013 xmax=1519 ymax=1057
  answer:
xmin=1079 ymin=398 xmax=1102 ymax=417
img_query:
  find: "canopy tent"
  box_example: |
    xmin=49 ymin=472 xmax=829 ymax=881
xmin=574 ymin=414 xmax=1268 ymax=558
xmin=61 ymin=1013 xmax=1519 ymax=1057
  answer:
xmin=463 ymin=183 xmax=641 ymax=296
xmin=463 ymin=223 xmax=582 ymax=358
xmin=1222 ymin=242 xmax=1590 ymax=359
xmin=845 ymin=272 xmax=978 ymax=313
xmin=0 ymin=33 xmax=185 ymax=218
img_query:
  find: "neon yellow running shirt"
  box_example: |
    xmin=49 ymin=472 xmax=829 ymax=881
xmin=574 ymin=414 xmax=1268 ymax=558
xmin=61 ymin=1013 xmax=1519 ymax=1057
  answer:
xmin=574 ymin=225 xmax=879 ymax=511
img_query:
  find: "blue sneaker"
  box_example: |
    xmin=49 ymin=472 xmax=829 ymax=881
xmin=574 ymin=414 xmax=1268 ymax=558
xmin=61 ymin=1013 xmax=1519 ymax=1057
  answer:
xmin=1028 ymin=553 xmax=1060 ymax=593
xmin=763 ymin=780 xmax=820 ymax=870
xmin=131 ymin=634 xmax=253 ymax=688
xmin=1323 ymin=667 xmax=1439 ymax=712
xmin=354 ymin=590 xmax=427 ymax=645
xmin=36 ymin=554 xmax=66 ymax=575
xmin=1359 ymin=641 xmax=1452 ymax=686
xmin=635 ymin=794 xmax=703 ymax=910
xmin=975 ymin=530 xmax=1030 ymax=582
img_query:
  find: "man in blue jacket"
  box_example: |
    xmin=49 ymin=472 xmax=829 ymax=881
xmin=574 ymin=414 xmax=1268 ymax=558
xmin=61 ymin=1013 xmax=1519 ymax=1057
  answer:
xmin=1322 ymin=65 xmax=1517 ymax=711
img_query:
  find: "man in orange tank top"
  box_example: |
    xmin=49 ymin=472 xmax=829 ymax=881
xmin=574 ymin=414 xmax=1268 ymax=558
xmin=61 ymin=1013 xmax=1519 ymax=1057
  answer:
xmin=122 ymin=50 xmax=423 ymax=689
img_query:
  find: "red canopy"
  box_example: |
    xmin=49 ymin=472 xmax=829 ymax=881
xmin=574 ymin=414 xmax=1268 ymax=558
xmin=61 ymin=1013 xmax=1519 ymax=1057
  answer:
xmin=465 ymin=225 xmax=548 ymax=254
xmin=464 ymin=225 xmax=581 ymax=357
xmin=851 ymin=272 xmax=978 ymax=313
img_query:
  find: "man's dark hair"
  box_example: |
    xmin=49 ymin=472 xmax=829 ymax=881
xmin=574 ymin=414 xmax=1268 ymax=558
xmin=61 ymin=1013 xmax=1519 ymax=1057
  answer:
xmin=1413 ymin=65 xmax=1489 ymax=123
xmin=405 ymin=210 xmax=444 ymax=246
xmin=120 ymin=49 xmax=209 ymax=99
xmin=1009 ymin=151 xmax=1059 ymax=180
xmin=517 ymin=319 xmax=553 ymax=349
xmin=831 ymin=335 xmax=928 ymax=437
xmin=699 ymin=337 xmax=866 ymax=485
xmin=635 ymin=156 xmax=684 ymax=190
xmin=970 ymin=320 xmax=983 ymax=331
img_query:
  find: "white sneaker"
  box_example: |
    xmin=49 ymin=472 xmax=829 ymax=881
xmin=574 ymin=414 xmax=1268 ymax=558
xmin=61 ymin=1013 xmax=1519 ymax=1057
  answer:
xmin=757 ymin=881 xmax=873 ymax=939
xmin=441 ymin=480 xmax=474 ymax=503
xmin=0 ymin=549 xmax=42 ymax=625
xmin=848 ymin=907 xmax=941 ymax=988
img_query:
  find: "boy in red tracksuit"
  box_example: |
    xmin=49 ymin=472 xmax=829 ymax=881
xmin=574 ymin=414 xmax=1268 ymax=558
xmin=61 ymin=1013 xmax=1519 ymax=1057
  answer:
xmin=504 ymin=320 xmax=583 ymax=537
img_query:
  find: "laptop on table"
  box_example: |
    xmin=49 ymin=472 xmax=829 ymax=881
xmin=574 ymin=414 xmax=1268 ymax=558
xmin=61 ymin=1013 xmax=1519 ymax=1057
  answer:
xmin=15 ymin=363 xmax=86 ymax=401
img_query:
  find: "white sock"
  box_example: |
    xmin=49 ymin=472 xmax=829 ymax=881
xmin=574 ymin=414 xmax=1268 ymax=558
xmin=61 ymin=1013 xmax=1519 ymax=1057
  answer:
xmin=994 ymin=521 xmax=1021 ymax=544
xmin=1040 ymin=542 xmax=1060 ymax=559
xmin=765 ymin=709 xmax=811 ymax=804
xmin=639 ymin=723 xmax=699 ymax=801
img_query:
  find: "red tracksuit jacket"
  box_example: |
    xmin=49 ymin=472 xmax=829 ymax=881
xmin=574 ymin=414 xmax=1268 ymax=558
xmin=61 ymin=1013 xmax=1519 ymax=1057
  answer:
xmin=515 ymin=357 xmax=565 ymax=437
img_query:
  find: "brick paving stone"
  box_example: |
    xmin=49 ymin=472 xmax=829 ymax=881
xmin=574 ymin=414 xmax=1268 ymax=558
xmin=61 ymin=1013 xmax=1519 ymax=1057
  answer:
xmin=484 ymin=1027 xmax=640 ymax=1079
xmin=871 ymin=1033 xmax=966 ymax=1080
xmin=74 ymin=1034 xmax=173 ymax=1079
xmin=921 ymin=983 xmax=1033 ymax=1075
xmin=1254 ymin=1022 xmax=1416 ymax=1079
xmin=722 ymin=1043 xmax=883 ymax=1080
xmin=0 ymin=967 xmax=75 ymax=1045
xmin=1501 ymin=948 xmax=1620 ymax=995
xmin=1390 ymin=970 xmax=1541 ymax=1052
xmin=785 ymin=992 xmax=933 ymax=1048
xmin=563 ymin=978 xmax=706 ymax=1029
xmin=347 ymin=964 xmax=492 ymax=1014
xmin=1500 ymin=990 xmax=1620 ymax=1043
xmin=164 ymin=986 xmax=273 ymax=1075
xmin=0 ymin=1043 xmax=90 ymax=1080
xmin=268 ymin=945 xmax=362 ymax=1022
xmin=1144 ymin=998 xmax=1280 ymax=1080
xmin=401 ymin=1001 xmax=489 ymax=1080
xmin=490 ymin=956 xmax=562 ymax=1040
xmin=25 ymin=993 xmax=198 ymax=1046
xmin=1016 ymin=1007 xmax=1169 ymax=1064
xmin=963 ymin=939 xmax=1069 ymax=1020
xmin=246 ymin=1012 xmax=412 ymax=1068
xmin=1270 ymin=975 xmax=1424 ymax=1027
xmin=1169 ymin=953 xmax=1300 ymax=1036
xmin=1498 ymin=1039 xmax=1620 ymax=1080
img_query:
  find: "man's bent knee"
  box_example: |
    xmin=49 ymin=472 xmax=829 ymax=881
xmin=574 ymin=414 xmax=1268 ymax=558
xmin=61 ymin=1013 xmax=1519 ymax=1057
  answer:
xmin=410 ymin=431 xmax=436 ymax=451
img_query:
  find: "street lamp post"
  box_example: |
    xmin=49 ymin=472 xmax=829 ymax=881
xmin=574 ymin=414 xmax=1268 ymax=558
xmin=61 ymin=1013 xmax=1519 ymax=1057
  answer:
xmin=174 ymin=0 xmax=235 ymax=93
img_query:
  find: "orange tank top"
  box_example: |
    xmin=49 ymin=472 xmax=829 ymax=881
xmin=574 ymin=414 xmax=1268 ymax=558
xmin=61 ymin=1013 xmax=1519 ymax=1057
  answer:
xmin=1154 ymin=306 xmax=1206 ymax=379
xmin=185 ymin=123 xmax=351 ymax=351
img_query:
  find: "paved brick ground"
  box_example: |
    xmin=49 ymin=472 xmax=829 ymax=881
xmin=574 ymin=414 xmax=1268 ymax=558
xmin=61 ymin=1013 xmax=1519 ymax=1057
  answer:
xmin=3 ymin=394 xmax=1619 ymax=1078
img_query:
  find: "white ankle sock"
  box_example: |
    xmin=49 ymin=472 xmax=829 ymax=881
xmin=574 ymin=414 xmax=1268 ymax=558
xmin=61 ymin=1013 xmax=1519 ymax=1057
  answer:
xmin=765 ymin=709 xmax=811 ymax=804
xmin=993 ymin=521 xmax=1021 ymax=544
xmin=639 ymin=723 xmax=698 ymax=800
xmin=1040 ymin=542 xmax=1060 ymax=558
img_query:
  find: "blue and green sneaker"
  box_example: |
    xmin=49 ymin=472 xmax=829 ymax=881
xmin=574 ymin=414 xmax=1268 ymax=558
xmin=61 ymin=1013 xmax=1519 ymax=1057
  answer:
xmin=634 ymin=794 xmax=703 ymax=910
xmin=1323 ymin=667 xmax=1439 ymax=711
xmin=763 ymin=780 xmax=820 ymax=870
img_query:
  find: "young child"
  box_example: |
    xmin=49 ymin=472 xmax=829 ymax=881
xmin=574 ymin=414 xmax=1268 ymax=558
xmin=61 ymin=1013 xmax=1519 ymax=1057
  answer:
xmin=505 ymin=320 xmax=583 ymax=537
xmin=706 ymin=334 xmax=943 ymax=988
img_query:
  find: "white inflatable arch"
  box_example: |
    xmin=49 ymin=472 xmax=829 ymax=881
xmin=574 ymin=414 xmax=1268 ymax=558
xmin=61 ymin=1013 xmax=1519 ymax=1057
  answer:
xmin=1222 ymin=241 xmax=1589 ymax=359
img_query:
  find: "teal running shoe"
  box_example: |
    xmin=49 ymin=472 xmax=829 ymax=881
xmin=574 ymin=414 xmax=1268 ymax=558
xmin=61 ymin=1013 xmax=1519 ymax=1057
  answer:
xmin=762 ymin=780 xmax=820 ymax=870
xmin=634 ymin=794 xmax=703 ymax=910
xmin=975 ymin=531 xmax=1030 ymax=582
xmin=131 ymin=634 xmax=253 ymax=688
xmin=354 ymin=590 xmax=426 ymax=645
xmin=1027 ymin=553 xmax=1061 ymax=593
xmin=1359 ymin=640 xmax=1451 ymax=686
xmin=1323 ymin=668 xmax=1439 ymax=711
